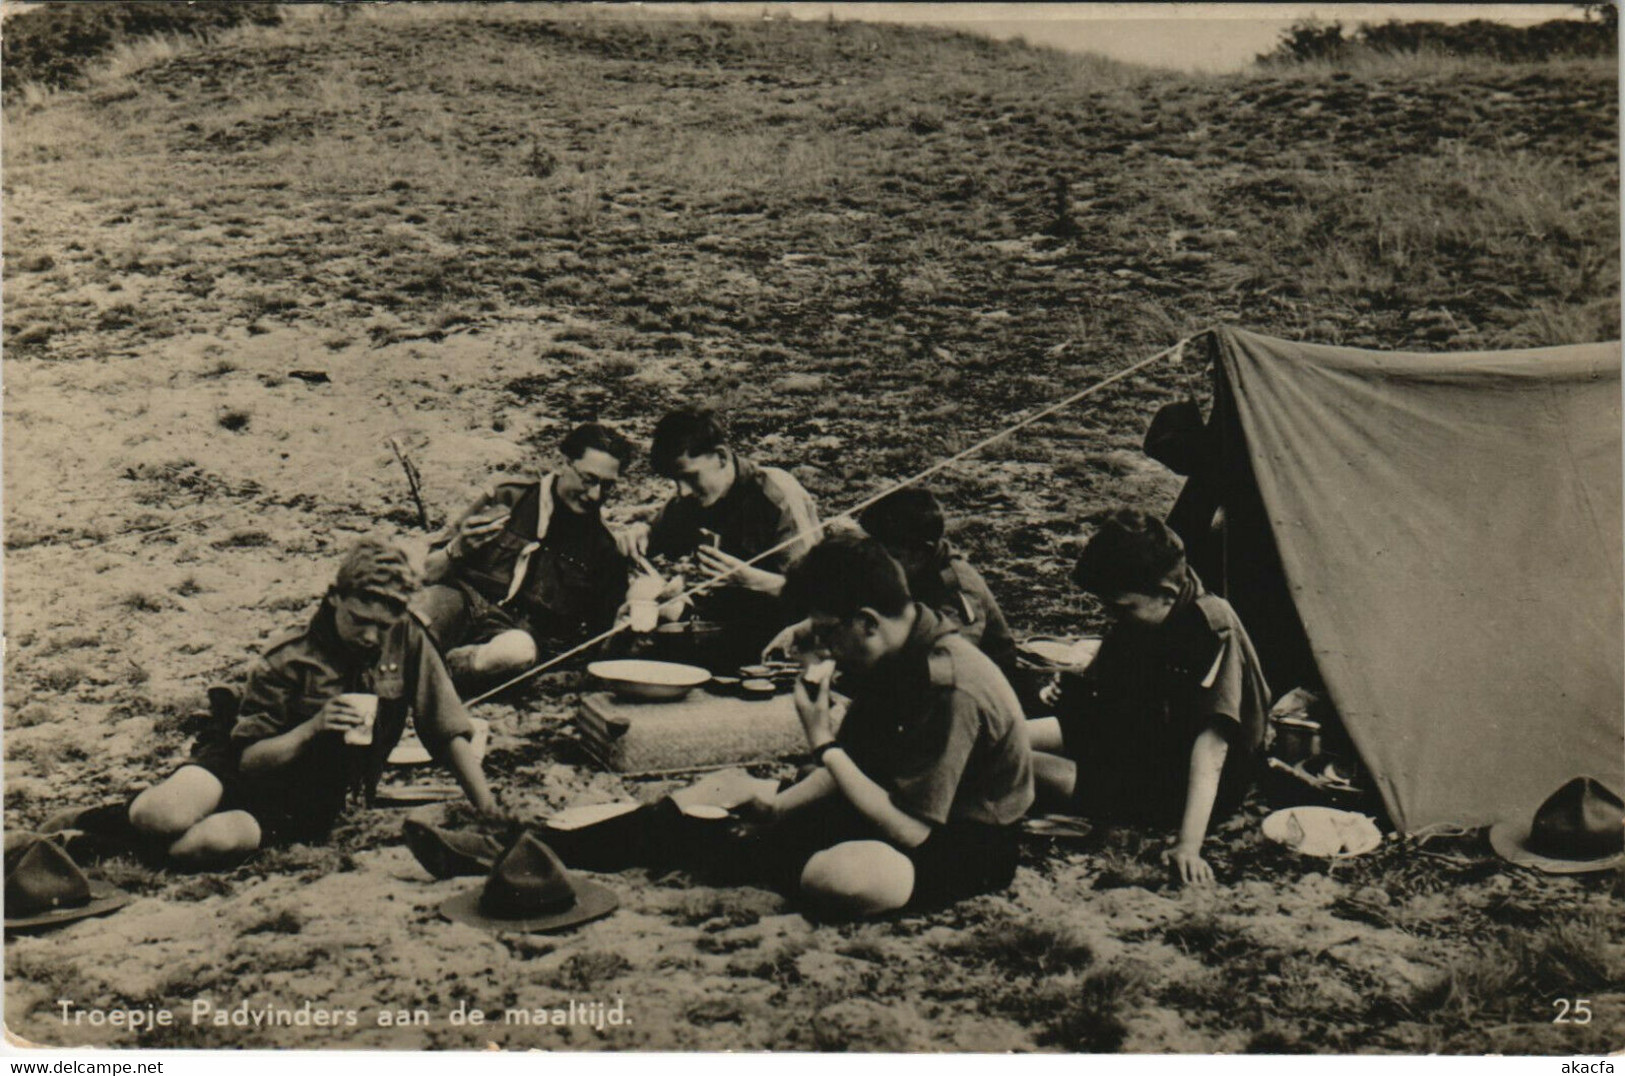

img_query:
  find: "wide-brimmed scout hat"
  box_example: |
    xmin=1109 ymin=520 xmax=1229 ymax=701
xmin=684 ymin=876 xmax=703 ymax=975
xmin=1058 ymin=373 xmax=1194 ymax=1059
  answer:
xmin=439 ymin=832 xmax=617 ymax=933
xmin=4 ymin=834 xmax=131 ymax=932
xmin=1489 ymin=777 xmax=1625 ymax=874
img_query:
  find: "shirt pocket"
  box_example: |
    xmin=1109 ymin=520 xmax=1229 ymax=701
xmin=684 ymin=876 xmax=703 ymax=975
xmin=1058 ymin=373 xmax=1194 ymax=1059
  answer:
xmin=369 ymin=660 xmax=407 ymax=702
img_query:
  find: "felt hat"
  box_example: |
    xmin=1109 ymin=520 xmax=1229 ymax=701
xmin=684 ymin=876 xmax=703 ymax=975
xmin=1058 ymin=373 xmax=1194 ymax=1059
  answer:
xmin=439 ymin=832 xmax=617 ymax=933
xmin=1489 ymin=777 xmax=1625 ymax=874
xmin=4 ymin=834 xmax=131 ymax=932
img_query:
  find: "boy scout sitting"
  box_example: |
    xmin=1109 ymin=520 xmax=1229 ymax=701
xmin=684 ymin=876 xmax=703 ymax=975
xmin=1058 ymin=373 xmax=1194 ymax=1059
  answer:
xmin=50 ymin=540 xmax=498 ymax=868
xmin=1027 ymin=509 xmax=1269 ymax=885
xmin=765 ymin=488 xmax=1031 ymax=699
xmin=415 ymin=423 xmax=636 ymax=686
xmin=737 ymin=535 xmax=1034 ymax=919
xmin=618 ymin=406 xmax=821 ymax=662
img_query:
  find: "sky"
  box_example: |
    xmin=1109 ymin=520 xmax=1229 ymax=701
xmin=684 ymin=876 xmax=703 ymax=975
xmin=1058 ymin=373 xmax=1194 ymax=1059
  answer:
xmin=641 ymin=3 xmax=1586 ymax=72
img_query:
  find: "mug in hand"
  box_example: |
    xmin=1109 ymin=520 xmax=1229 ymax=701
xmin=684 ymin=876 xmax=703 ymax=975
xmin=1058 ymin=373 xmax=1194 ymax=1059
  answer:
xmin=336 ymin=693 xmax=380 ymax=746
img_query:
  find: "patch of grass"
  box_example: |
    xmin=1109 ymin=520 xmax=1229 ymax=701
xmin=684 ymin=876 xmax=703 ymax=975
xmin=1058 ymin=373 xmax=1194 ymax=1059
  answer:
xmin=260 ymin=593 xmax=315 ymax=613
xmin=96 ymin=302 xmax=141 ymax=331
xmin=120 ymin=590 xmax=167 ymax=613
xmin=728 ymin=938 xmax=808 ymax=986
xmin=547 ymin=950 xmax=632 ymax=991
xmin=1161 ymin=913 xmax=1254 ymax=966
xmin=217 ymin=408 xmax=252 ymax=433
xmin=36 ymin=663 xmax=87 ymax=693
xmin=665 ymin=888 xmax=777 ymax=929
xmin=1035 ymin=965 xmax=1150 ymax=1052
xmin=586 ymin=354 xmax=639 ymax=380
xmin=39 ymin=631 xmax=101 ymax=656
xmin=834 ymin=940 xmax=889 ymax=964
xmin=11 ymin=702 xmax=55 ymax=728
xmin=243 ymin=908 xmax=306 ymax=935
xmin=212 ymin=529 xmax=273 ymax=550
xmin=1245 ymin=1027 xmax=1319 ymax=1054
xmin=123 ymin=460 xmax=261 ymax=507
xmin=939 ymin=917 xmax=1095 ymax=979
xmin=170 ymin=874 xmax=236 ymax=902
xmin=2 ymin=2 xmax=282 ymax=94
xmin=1415 ymin=913 xmax=1622 ymax=1028
xmin=1092 ymin=849 xmax=1171 ymax=891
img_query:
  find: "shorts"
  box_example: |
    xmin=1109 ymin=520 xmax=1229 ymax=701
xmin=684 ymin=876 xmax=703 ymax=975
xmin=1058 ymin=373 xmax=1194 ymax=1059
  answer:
xmin=182 ymin=739 xmax=356 ymax=847
xmin=755 ymin=798 xmax=1020 ymax=913
xmin=412 ymin=582 xmax=527 ymax=652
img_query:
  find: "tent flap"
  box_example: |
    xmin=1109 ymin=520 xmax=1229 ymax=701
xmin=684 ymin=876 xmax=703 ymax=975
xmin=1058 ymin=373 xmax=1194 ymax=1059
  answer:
xmin=1214 ymin=328 xmax=1623 ymax=832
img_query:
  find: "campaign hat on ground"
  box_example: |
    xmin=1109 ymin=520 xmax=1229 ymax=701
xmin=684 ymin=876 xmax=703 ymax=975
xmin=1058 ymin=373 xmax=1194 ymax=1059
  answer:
xmin=439 ymin=832 xmax=617 ymax=933
xmin=4 ymin=834 xmax=131 ymax=932
xmin=1489 ymin=777 xmax=1625 ymax=874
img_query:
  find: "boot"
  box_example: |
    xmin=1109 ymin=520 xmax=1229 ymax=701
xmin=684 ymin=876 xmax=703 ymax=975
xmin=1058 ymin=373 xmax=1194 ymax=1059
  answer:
xmin=39 ymin=800 xmax=141 ymax=862
xmin=41 ymin=800 xmax=135 ymax=840
xmin=403 ymin=819 xmax=503 ymax=879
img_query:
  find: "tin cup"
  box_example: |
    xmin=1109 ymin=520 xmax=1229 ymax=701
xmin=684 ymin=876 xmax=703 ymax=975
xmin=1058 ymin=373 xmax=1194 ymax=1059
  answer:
xmin=629 ymin=599 xmax=660 ymax=633
xmin=337 ymin=693 xmax=380 ymax=747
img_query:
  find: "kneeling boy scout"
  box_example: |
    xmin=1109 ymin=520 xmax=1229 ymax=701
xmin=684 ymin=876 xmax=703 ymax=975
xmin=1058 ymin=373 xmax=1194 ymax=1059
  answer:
xmin=50 ymin=540 xmax=498 ymax=869
xmin=739 ymin=535 xmax=1033 ymax=919
xmin=1027 ymin=509 xmax=1269 ymax=885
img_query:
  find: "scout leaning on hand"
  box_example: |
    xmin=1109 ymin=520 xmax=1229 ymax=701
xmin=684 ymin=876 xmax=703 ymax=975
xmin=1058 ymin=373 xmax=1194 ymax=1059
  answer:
xmin=45 ymin=539 xmax=500 ymax=869
xmin=1026 ymin=509 xmax=1270 ymax=886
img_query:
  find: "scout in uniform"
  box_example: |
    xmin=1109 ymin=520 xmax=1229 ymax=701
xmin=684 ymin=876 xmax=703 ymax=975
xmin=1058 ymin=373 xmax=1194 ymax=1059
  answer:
xmin=619 ymin=406 xmax=821 ymax=663
xmin=736 ymin=535 xmax=1034 ymax=919
xmin=47 ymin=540 xmax=498 ymax=869
xmin=765 ymin=487 xmax=1033 ymax=695
xmin=415 ymin=423 xmax=636 ymax=686
xmin=858 ymin=488 xmax=1018 ymax=669
xmin=1027 ymin=509 xmax=1270 ymax=885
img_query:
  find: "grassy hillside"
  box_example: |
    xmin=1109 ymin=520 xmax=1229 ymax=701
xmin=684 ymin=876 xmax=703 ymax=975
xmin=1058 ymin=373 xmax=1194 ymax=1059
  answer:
xmin=6 ymin=7 xmax=1616 ymax=623
xmin=3 ymin=7 xmax=1620 ymax=1054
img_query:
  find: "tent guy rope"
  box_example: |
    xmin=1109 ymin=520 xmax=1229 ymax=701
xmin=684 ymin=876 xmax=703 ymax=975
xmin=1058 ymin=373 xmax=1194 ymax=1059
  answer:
xmin=464 ymin=331 xmax=1208 ymax=707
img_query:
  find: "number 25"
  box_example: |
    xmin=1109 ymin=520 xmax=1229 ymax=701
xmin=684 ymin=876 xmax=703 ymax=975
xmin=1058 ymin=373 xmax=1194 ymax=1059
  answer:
xmin=1553 ymin=998 xmax=1593 ymax=1024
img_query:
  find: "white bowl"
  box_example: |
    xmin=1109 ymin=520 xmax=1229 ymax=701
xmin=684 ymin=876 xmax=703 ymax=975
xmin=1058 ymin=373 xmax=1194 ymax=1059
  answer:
xmin=587 ymin=659 xmax=711 ymax=701
xmin=1019 ymin=636 xmax=1103 ymax=670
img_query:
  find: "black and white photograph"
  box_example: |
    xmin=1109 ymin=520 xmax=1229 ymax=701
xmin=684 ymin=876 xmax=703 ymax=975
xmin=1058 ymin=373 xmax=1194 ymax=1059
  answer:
xmin=2 ymin=0 xmax=1620 ymax=1057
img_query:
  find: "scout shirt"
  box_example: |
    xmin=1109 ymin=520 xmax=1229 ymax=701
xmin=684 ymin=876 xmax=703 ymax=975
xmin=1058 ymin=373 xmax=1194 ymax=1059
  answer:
xmin=835 ymin=605 xmax=1034 ymax=828
xmin=907 ymin=542 xmax=1019 ymax=679
xmin=646 ymin=455 xmax=820 ymax=573
xmin=427 ymin=474 xmax=626 ymax=640
xmin=1057 ymin=570 xmax=1270 ymax=825
xmin=231 ymin=601 xmax=474 ymax=780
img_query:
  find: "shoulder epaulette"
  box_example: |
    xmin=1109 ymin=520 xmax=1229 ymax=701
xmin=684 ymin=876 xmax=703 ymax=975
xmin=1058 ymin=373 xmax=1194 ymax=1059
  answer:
xmin=1193 ymin=592 xmax=1235 ymax=637
xmin=926 ymin=642 xmax=958 ymax=689
xmin=261 ymin=623 xmax=309 ymax=656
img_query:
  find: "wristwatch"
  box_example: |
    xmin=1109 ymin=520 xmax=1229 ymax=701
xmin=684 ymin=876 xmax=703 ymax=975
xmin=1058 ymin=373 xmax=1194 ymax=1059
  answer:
xmin=811 ymin=741 xmax=840 ymax=764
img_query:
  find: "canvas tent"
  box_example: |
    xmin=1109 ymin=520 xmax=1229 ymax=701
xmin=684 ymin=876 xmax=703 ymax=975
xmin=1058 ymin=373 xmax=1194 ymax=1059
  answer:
xmin=1159 ymin=327 xmax=1622 ymax=834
